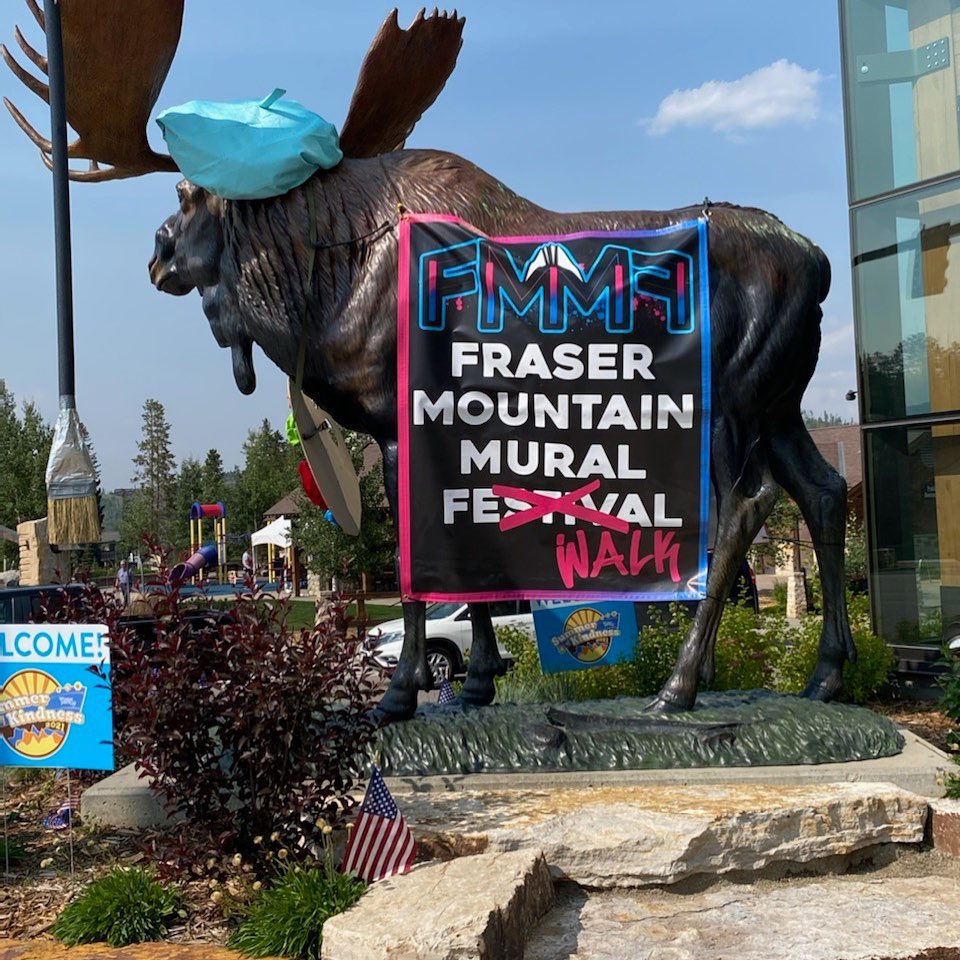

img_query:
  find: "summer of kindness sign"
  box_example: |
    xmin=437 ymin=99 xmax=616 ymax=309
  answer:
xmin=0 ymin=624 xmax=113 ymax=770
xmin=397 ymin=214 xmax=711 ymax=601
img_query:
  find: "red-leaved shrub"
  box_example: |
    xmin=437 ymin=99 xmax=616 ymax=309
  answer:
xmin=111 ymin=585 xmax=384 ymax=858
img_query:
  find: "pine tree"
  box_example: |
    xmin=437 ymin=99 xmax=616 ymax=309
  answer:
xmin=234 ymin=420 xmax=298 ymax=536
xmin=170 ymin=456 xmax=204 ymax=551
xmin=130 ymin=399 xmax=177 ymax=545
xmin=201 ymin=448 xmax=228 ymax=505
xmin=0 ymin=382 xmax=53 ymax=566
xmin=802 ymin=409 xmax=854 ymax=429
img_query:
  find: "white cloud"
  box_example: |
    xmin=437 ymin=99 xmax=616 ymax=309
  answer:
xmin=646 ymin=60 xmax=823 ymax=136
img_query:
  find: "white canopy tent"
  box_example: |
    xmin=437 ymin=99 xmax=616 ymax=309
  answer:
xmin=248 ymin=517 xmax=293 ymax=586
xmin=250 ymin=517 xmax=292 ymax=548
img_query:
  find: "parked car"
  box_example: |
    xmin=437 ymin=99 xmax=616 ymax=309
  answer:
xmin=0 ymin=582 xmax=231 ymax=648
xmin=365 ymin=600 xmax=534 ymax=683
xmin=0 ymin=583 xmax=85 ymax=623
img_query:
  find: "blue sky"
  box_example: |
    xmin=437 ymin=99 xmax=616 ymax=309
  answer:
xmin=0 ymin=0 xmax=855 ymax=491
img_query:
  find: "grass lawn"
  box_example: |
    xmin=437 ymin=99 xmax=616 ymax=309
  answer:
xmin=209 ymin=597 xmax=401 ymax=631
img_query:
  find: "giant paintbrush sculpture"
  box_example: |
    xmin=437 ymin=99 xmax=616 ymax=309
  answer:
xmin=34 ymin=0 xmax=100 ymax=545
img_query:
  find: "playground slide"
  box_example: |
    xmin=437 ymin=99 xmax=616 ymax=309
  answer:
xmin=168 ymin=543 xmax=219 ymax=585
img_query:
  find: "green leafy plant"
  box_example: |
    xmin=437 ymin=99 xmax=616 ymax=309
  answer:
xmin=769 ymin=580 xmax=788 ymax=615
xmin=771 ymin=594 xmax=894 ymax=703
xmin=627 ymin=605 xmax=689 ymax=697
xmin=229 ymin=861 xmax=366 ymax=960
xmin=494 ymin=624 xmax=579 ymax=702
xmin=0 ymin=835 xmax=27 ymax=865
xmin=495 ymin=594 xmax=893 ymax=706
xmin=842 ymin=594 xmax=897 ymax=703
xmin=51 ymin=867 xmax=182 ymax=947
xmin=709 ymin=602 xmax=778 ymax=691
xmin=936 ymin=640 xmax=960 ymax=724
xmin=768 ymin=614 xmax=821 ymax=693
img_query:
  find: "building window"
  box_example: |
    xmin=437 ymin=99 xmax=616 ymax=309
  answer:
xmin=852 ymin=179 xmax=960 ymax=422
xmin=865 ymin=421 xmax=960 ymax=643
xmin=843 ymin=0 xmax=960 ymax=202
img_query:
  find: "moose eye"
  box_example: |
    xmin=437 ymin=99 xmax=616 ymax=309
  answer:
xmin=176 ymin=179 xmax=192 ymax=209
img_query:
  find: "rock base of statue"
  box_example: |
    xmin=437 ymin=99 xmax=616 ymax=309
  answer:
xmin=376 ymin=690 xmax=904 ymax=778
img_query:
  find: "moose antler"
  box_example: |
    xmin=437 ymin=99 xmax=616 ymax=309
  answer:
xmin=3 ymin=3 xmax=464 ymax=179
xmin=2 ymin=0 xmax=183 ymax=181
xmin=339 ymin=7 xmax=465 ymax=158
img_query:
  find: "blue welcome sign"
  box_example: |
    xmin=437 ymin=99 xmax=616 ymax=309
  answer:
xmin=0 ymin=624 xmax=113 ymax=770
xmin=531 ymin=599 xmax=639 ymax=673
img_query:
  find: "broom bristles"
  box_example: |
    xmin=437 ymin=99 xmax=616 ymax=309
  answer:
xmin=47 ymin=495 xmax=101 ymax=546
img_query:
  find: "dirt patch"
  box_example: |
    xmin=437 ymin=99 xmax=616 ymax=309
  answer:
xmin=868 ymin=699 xmax=958 ymax=754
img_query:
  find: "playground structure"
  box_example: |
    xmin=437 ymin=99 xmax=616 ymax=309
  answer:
xmin=172 ymin=501 xmax=227 ymax=585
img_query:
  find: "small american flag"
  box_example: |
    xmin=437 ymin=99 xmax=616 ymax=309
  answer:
xmin=42 ymin=793 xmax=81 ymax=831
xmin=341 ymin=766 xmax=416 ymax=883
xmin=437 ymin=677 xmax=456 ymax=705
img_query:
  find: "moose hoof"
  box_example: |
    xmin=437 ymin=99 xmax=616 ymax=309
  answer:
xmin=457 ymin=673 xmax=497 ymax=707
xmin=376 ymin=680 xmax=420 ymax=722
xmin=644 ymin=688 xmax=695 ymax=714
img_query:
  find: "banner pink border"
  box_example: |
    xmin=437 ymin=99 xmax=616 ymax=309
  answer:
xmin=396 ymin=212 xmax=710 ymax=603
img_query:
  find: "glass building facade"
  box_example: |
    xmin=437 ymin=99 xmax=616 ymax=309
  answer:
xmin=842 ymin=0 xmax=960 ymax=646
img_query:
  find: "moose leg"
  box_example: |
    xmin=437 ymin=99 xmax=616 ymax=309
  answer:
xmin=648 ymin=419 xmax=779 ymax=711
xmin=456 ymin=603 xmax=507 ymax=707
xmin=376 ymin=598 xmax=436 ymax=720
xmin=375 ymin=439 xmax=434 ymax=721
xmin=766 ymin=419 xmax=855 ymax=701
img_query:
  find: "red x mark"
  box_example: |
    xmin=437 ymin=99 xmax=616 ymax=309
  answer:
xmin=493 ymin=480 xmax=630 ymax=533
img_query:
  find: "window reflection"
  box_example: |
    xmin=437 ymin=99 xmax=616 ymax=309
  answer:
xmin=844 ymin=0 xmax=960 ymax=201
xmin=866 ymin=424 xmax=960 ymax=644
xmin=853 ymin=182 xmax=960 ymax=421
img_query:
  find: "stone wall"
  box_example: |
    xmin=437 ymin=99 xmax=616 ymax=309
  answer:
xmin=17 ymin=517 xmax=68 ymax=585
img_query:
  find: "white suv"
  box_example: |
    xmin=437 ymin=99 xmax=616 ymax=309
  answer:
xmin=364 ymin=600 xmax=534 ymax=682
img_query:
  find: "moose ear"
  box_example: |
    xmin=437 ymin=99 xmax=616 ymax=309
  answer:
xmin=339 ymin=8 xmax=465 ymax=159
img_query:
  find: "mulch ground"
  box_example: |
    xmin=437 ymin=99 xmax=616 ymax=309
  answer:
xmin=866 ymin=699 xmax=958 ymax=754
xmin=1 ymin=701 xmax=957 ymax=948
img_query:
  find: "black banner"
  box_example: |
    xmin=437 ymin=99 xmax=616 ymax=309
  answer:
xmin=398 ymin=215 xmax=711 ymax=601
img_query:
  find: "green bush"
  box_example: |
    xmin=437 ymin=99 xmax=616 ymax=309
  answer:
xmin=770 ymin=580 xmax=787 ymax=615
xmin=936 ymin=632 xmax=960 ymax=724
xmin=842 ymin=595 xmax=897 ymax=703
xmin=629 ymin=605 xmax=688 ymax=696
xmin=710 ymin=602 xmax=778 ymax=691
xmin=51 ymin=867 xmax=182 ymax=947
xmin=495 ymin=594 xmax=894 ymax=705
xmin=495 ymin=607 xmax=687 ymax=703
xmin=495 ymin=624 xmax=578 ymax=702
xmin=0 ymin=835 xmax=26 ymax=865
xmin=769 ymin=615 xmax=821 ymax=694
xmin=229 ymin=864 xmax=366 ymax=960
xmin=769 ymin=596 xmax=894 ymax=703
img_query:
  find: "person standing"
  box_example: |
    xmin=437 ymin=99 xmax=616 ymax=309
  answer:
xmin=115 ymin=559 xmax=133 ymax=606
xmin=242 ymin=547 xmax=253 ymax=579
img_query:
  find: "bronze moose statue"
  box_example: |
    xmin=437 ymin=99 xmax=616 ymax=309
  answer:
xmin=4 ymin=3 xmax=855 ymax=721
